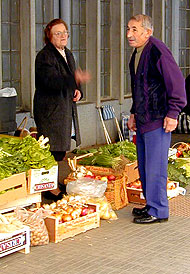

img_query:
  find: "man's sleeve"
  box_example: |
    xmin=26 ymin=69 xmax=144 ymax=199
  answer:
xmin=157 ymin=51 xmax=187 ymax=119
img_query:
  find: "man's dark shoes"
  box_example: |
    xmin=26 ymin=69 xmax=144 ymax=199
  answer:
xmin=133 ymin=212 xmax=168 ymax=224
xmin=132 ymin=206 xmax=149 ymax=217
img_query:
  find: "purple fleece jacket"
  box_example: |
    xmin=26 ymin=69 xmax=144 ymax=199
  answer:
xmin=132 ymin=36 xmax=187 ymax=134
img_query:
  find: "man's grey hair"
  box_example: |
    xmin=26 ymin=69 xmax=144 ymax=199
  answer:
xmin=129 ymin=14 xmax=154 ymax=34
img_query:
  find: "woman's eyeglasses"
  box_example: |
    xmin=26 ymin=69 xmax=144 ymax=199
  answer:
xmin=53 ymin=31 xmax=69 ymax=37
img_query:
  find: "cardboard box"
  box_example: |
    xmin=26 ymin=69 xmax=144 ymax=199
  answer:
xmin=124 ymin=161 xmax=139 ymax=183
xmin=45 ymin=204 xmax=100 ymax=243
xmin=0 ymin=172 xmax=27 ymax=207
xmin=27 ymin=165 xmax=58 ymax=194
xmin=0 ymin=226 xmax=30 ymax=257
xmin=126 ymin=187 xmax=146 ymax=205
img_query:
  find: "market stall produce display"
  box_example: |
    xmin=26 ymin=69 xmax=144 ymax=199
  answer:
xmin=0 ymin=172 xmax=27 ymax=207
xmin=0 ymin=135 xmax=58 ymax=199
xmin=1 ymin=136 xmax=190 ymax=259
xmin=15 ymin=207 xmax=49 ymax=246
xmin=86 ymin=196 xmax=117 ymax=220
xmin=0 ymin=213 xmax=24 ymax=233
xmin=168 ymin=142 xmax=190 ymax=187
xmin=126 ymin=179 xmax=146 ymax=205
xmin=73 ymin=140 xmax=137 ymax=170
xmin=0 ymin=213 xmax=30 ymax=257
xmin=126 ymin=178 xmax=186 ymax=204
xmin=65 ymin=165 xmax=128 ymax=210
xmin=0 ymin=135 xmax=57 ymax=181
xmin=42 ymin=195 xmax=100 ymax=243
xmin=67 ymin=143 xmax=139 ymax=211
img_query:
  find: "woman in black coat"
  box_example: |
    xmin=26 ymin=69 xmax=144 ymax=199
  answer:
xmin=34 ymin=19 xmax=90 ymax=200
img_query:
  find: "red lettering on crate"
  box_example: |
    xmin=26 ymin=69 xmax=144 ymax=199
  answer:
xmin=34 ymin=182 xmax=55 ymax=191
xmin=0 ymin=232 xmax=26 ymax=253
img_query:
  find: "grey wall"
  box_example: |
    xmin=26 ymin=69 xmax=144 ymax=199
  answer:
xmin=16 ymin=97 xmax=132 ymax=150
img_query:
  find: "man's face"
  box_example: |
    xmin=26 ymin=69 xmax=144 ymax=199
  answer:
xmin=50 ymin=23 xmax=69 ymax=49
xmin=126 ymin=19 xmax=152 ymax=48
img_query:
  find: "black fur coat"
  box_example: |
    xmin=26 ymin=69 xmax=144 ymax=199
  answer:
xmin=34 ymin=42 xmax=82 ymax=151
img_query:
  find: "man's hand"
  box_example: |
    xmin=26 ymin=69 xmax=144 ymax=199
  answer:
xmin=163 ymin=116 xmax=178 ymax=133
xmin=73 ymin=89 xmax=81 ymax=102
xmin=127 ymin=114 xmax=137 ymax=131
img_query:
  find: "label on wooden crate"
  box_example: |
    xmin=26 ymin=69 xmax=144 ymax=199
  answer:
xmin=0 ymin=227 xmax=30 ymax=257
xmin=28 ymin=165 xmax=58 ymax=194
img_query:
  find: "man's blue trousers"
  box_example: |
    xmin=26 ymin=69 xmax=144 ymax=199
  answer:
xmin=136 ymin=127 xmax=171 ymax=219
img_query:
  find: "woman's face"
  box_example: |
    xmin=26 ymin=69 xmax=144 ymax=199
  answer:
xmin=50 ymin=23 xmax=69 ymax=49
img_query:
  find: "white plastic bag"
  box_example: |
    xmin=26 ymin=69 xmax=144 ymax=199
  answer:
xmin=66 ymin=178 xmax=107 ymax=198
xmin=0 ymin=87 xmax=17 ymax=97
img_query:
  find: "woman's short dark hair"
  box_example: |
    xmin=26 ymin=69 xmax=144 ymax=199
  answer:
xmin=44 ymin=18 xmax=68 ymax=44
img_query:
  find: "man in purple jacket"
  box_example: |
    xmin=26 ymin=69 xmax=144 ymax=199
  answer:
xmin=127 ymin=14 xmax=187 ymax=224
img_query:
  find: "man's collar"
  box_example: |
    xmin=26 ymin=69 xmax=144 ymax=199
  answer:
xmin=136 ymin=39 xmax=149 ymax=53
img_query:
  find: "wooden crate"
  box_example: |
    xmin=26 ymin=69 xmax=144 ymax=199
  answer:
xmin=126 ymin=187 xmax=146 ymax=205
xmin=0 ymin=172 xmax=27 ymax=207
xmin=81 ymin=165 xmax=115 ymax=175
xmin=124 ymin=161 xmax=139 ymax=183
xmin=77 ymin=161 xmax=139 ymax=183
xmin=0 ymin=192 xmax=41 ymax=213
xmin=45 ymin=204 xmax=100 ymax=243
xmin=27 ymin=165 xmax=58 ymax=194
xmin=0 ymin=226 xmax=30 ymax=257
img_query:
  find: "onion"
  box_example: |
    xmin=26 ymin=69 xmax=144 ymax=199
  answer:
xmin=66 ymin=206 xmax=73 ymax=214
xmin=51 ymin=213 xmax=63 ymax=223
xmin=50 ymin=202 xmax=57 ymax=210
xmin=62 ymin=214 xmax=72 ymax=222
xmin=81 ymin=208 xmax=89 ymax=216
xmin=88 ymin=208 xmax=95 ymax=214
xmin=76 ymin=172 xmax=84 ymax=178
xmin=71 ymin=208 xmax=82 ymax=219
xmin=42 ymin=204 xmax=50 ymax=210
xmin=102 ymin=211 xmax=110 ymax=220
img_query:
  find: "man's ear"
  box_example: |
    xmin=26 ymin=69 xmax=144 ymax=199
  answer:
xmin=146 ymin=28 xmax=153 ymax=38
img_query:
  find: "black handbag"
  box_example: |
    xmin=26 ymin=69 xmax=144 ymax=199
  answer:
xmin=174 ymin=112 xmax=190 ymax=134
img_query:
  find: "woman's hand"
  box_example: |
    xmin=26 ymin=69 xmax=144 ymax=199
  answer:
xmin=73 ymin=89 xmax=81 ymax=102
xmin=75 ymin=67 xmax=91 ymax=85
xmin=127 ymin=114 xmax=137 ymax=131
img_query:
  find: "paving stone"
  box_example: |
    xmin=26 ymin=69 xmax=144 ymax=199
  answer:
xmin=1 ymin=203 xmax=190 ymax=274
